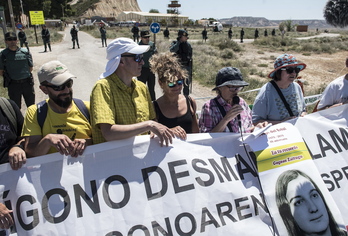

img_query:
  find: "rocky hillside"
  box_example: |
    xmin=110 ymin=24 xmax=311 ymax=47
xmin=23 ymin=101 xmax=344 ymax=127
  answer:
xmin=220 ymin=17 xmax=331 ymax=29
xmin=70 ymin=0 xmax=141 ymax=18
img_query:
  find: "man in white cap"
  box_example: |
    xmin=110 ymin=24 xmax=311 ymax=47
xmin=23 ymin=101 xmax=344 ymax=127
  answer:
xmin=90 ymin=37 xmax=175 ymax=146
xmin=21 ymin=60 xmax=92 ymax=157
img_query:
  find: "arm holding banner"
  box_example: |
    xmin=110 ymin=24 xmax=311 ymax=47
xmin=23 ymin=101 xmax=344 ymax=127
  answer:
xmin=0 ymin=202 xmax=13 ymax=229
xmin=99 ymin=121 xmax=175 ymax=147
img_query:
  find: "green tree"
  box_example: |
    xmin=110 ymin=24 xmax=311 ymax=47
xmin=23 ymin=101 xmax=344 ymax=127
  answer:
xmin=43 ymin=1 xmax=51 ymax=17
xmin=149 ymin=9 xmax=159 ymax=13
xmin=283 ymin=20 xmax=293 ymax=32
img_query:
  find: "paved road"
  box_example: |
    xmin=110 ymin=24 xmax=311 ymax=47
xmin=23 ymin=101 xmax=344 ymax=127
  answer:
xmin=29 ymin=25 xmax=108 ymax=104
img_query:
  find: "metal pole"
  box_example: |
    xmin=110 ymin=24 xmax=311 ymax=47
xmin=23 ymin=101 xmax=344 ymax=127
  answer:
xmin=7 ymin=0 xmax=16 ymax=32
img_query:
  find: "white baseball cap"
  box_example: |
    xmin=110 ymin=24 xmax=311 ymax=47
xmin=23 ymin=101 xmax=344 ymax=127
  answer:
xmin=100 ymin=37 xmax=150 ymax=79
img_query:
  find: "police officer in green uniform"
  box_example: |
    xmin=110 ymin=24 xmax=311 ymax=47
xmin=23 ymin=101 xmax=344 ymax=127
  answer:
xmin=137 ymin=30 xmax=157 ymax=101
xmin=0 ymin=32 xmax=35 ymax=109
xmin=169 ymin=29 xmax=193 ymax=96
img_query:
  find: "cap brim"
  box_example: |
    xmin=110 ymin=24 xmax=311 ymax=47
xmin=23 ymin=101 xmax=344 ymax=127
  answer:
xmin=212 ymin=80 xmax=249 ymax=91
xmin=128 ymin=45 xmax=150 ymax=54
xmin=50 ymin=72 xmax=76 ymax=85
xmin=268 ymin=63 xmax=306 ymax=78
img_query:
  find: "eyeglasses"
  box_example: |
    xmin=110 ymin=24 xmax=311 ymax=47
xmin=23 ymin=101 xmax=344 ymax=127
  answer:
xmin=6 ymin=37 xmax=17 ymax=41
xmin=44 ymin=80 xmax=73 ymax=91
xmin=167 ymin=79 xmax=184 ymax=88
xmin=281 ymin=67 xmax=301 ymax=74
xmin=226 ymin=86 xmax=244 ymax=91
xmin=121 ymin=54 xmax=144 ymax=62
xmin=142 ymin=36 xmax=150 ymax=39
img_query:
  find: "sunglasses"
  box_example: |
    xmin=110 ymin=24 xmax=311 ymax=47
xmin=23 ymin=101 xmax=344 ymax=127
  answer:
xmin=6 ymin=37 xmax=17 ymax=41
xmin=44 ymin=80 xmax=73 ymax=91
xmin=142 ymin=36 xmax=150 ymax=39
xmin=167 ymin=79 xmax=184 ymax=88
xmin=281 ymin=67 xmax=301 ymax=74
xmin=226 ymin=86 xmax=244 ymax=91
xmin=121 ymin=54 xmax=144 ymax=62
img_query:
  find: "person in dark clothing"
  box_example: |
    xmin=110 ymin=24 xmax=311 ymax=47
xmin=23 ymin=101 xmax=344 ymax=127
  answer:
xmin=272 ymin=28 xmax=276 ymax=36
xmin=240 ymin=28 xmax=244 ymax=43
xmin=18 ymin=28 xmax=29 ymax=51
xmin=254 ymin=28 xmax=259 ymax=40
xmin=202 ymin=26 xmax=208 ymax=42
xmin=41 ymin=25 xmax=51 ymax=52
xmin=70 ymin=25 xmax=80 ymax=49
xmin=138 ymin=30 xmax=157 ymax=101
xmin=0 ymin=97 xmax=26 ymax=170
xmin=100 ymin=25 xmax=107 ymax=47
xmin=169 ymin=29 xmax=193 ymax=96
xmin=131 ymin=24 xmax=140 ymax=42
xmin=150 ymin=52 xmax=199 ymax=139
xmin=228 ymin=27 xmax=233 ymax=40
xmin=0 ymin=32 xmax=35 ymax=110
xmin=163 ymin=27 xmax=170 ymax=39
xmin=264 ymin=29 xmax=268 ymax=37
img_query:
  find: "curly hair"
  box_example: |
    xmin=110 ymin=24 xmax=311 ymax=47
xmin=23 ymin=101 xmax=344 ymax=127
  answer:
xmin=149 ymin=52 xmax=188 ymax=84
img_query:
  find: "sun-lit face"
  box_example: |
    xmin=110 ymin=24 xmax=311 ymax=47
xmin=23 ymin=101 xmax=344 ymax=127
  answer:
xmin=280 ymin=66 xmax=299 ymax=83
xmin=219 ymin=85 xmax=243 ymax=102
xmin=286 ymin=175 xmax=330 ymax=235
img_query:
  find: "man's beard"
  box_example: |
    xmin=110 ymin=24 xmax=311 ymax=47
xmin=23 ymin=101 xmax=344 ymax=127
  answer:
xmin=51 ymin=91 xmax=73 ymax=108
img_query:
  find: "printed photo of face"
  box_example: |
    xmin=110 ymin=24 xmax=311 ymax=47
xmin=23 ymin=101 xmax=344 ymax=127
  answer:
xmin=286 ymin=175 xmax=330 ymax=235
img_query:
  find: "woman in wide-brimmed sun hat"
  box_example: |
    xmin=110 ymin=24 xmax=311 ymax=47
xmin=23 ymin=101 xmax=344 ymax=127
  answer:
xmin=252 ymin=53 xmax=307 ymax=125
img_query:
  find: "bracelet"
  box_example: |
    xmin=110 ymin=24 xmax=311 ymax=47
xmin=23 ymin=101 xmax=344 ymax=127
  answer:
xmin=12 ymin=144 xmax=24 ymax=150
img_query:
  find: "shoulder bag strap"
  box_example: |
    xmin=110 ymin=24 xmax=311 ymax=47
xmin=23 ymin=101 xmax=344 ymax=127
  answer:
xmin=270 ymin=80 xmax=294 ymax=117
xmin=213 ymin=97 xmax=233 ymax=132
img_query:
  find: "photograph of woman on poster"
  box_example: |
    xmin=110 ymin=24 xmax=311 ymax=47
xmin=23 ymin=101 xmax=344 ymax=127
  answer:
xmin=275 ymin=169 xmax=347 ymax=236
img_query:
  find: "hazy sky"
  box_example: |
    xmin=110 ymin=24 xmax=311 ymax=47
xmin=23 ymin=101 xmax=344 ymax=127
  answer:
xmin=137 ymin=0 xmax=328 ymax=20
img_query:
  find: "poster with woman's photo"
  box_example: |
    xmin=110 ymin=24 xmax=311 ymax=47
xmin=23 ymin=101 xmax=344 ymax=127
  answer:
xmin=247 ymin=123 xmax=347 ymax=235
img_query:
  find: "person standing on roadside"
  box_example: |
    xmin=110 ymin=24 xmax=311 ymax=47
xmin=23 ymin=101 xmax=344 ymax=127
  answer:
xmin=100 ymin=25 xmax=107 ymax=47
xmin=90 ymin=37 xmax=175 ymax=146
xmin=170 ymin=29 xmax=193 ymax=96
xmin=228 ymin=27 xmax=233 ymax=40
xmin=18 ymin=28 xmax=29 ymax=51
xmin=41 ymin=25 xmax=51 ymax=52
xmin=138 ymin=30 xmax=157 ymax=101
xmin=163 ymin=27 xmax=170 ymax=39
xmin=70 ymin=25 xmax=80 ymax=49
xmin=131 ymin=23 xmax=140 ymax=42
xmin=254 ymin=28 xmax=259 ymax=40
xmin=202 ymin=26 xmax=208 ymax=42
xmin=0 ymin=32 xmax=35 ymax=109
xmin=240 ymin=28 xmax=244 ymax=43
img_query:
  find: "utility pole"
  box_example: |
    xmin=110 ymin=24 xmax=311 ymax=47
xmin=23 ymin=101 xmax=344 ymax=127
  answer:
xmin=7 ymin=0 xmax=16 ymax=32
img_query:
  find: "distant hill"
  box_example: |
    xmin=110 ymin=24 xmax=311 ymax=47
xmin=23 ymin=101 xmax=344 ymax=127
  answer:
xmin=219 ymin=17 xmax=332 ymax=29
xmin=69 ymin=0 xmax=140 ymax=18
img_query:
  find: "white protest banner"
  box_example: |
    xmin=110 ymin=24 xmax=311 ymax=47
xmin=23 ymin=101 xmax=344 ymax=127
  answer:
xmin=0 ymin=134 xmax=274 ymax=236
xmin=294 ymin=104 xmax=348 ymax=225
xmin=247 ymin=123 xmax=346 ymax=235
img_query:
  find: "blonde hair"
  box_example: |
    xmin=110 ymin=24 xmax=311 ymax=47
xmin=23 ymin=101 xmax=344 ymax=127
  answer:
xmin=150 ymin=52 xmax=188 ymax=84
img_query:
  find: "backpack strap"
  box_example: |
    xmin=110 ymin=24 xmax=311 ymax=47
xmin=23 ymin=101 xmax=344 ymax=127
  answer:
xmin=37 ymin=98 xmax=90 ymax=130
xmin=37 ymin=100 xmax=48 ymax=130
xmin=73 ymin=98 xmax=90 ymax=122
xmin=213 ymin=97 xmax=233 ymax=132
xmin=0 ymin=98 xmax=17 ymax=134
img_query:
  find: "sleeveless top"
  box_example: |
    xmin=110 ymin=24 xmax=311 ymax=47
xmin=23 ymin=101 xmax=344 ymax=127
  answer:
xmin=153 ymin=96 xmax=193 ymax=133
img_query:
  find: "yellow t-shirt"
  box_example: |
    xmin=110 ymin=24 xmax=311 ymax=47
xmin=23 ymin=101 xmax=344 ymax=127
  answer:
xmin=90 ymin=74 xmax=155 ymax=144
xmin=21 ymin=99 xmax=92 ymax=154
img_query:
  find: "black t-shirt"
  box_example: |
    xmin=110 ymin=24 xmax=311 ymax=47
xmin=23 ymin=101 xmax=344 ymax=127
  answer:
xmin=0 ymin=99 xmax=24 ymax=164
